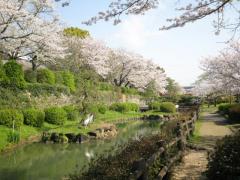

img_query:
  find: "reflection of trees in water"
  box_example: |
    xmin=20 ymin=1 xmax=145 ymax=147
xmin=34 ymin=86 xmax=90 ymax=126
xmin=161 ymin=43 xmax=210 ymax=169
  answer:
xmin=0 ymin=121 xmax=162 ymax=180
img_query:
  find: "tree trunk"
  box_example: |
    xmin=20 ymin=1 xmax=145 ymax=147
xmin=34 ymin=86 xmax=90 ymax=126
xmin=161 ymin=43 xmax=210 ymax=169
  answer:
xmin=31 ymin=56 xmax=37 ymax=71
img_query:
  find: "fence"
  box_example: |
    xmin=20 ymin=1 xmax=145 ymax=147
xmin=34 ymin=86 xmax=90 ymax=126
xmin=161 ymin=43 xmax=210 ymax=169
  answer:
xmin=129 ymin=106 xmax=200 ymax=180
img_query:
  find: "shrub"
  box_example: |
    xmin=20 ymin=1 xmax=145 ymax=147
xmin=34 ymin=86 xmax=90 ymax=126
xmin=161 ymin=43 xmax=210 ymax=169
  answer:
xmin=99 ymin=83 xmax=114 ymax=91
xmin=207 ymin=132 xmax=240 ymax=180
xmin=0 ymin=109 xmax=24 ymax=128
xmin=228 ymin=104 xmax=240 ymax=122
xmin=84 ymin=103 xmax=99 ymax=116
xmin=121 ymin=87 xmax=139 ymax=95
xmin=63 ymin=105 xmax=79 ymax=121
xmin=148 ymin=101 xmax=161 ymax=111
xmin=110 ymin=102 xmax=139 ymax=113
xmin=97 ymin=104 xmax=108 ymax=114
xmin=178 ymin=95 xmax=196 ymax=106
xmin=61 ymin=71 xmax=76 ymax=92
xmin=45 ymin=107 xmax=67 ymax=125
xmin=23 ymin=108 xmax=45 ymax=127
xmin=0 ymin=87 xmax=31 ymax=109
xmin=7 ymin=131 xmax=20 ymax=143
xmin=160 ymin=102 xmax=176 ymax=113
xmin=218 ymin=103 xmax=233 ymax=115
xmin=37 ymin=68 xmax=55 ymax=85
xmin=3 ymin=60 xmax=26 ymax=89
xmin=0 ymin=60 xmax=8 ymax=85
xmin=24 ymin=70 xmax=37 ymax=83
xmin=26 ymin=83 xmax=70 ymax=96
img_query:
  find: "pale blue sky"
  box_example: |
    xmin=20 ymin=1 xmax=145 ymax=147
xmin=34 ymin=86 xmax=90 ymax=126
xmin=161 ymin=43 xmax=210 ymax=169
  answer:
xmin=57 ymin=0 xmax=231 ymax=86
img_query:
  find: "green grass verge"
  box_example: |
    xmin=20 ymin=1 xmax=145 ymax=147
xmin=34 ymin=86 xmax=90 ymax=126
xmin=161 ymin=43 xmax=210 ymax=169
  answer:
xmin=189 ymin=119 xmax=202 ymax=143
xmin=201 ymin=104 xmax=218 ymax=113
xmin=0 ymin=110 xmax=174 ymax=152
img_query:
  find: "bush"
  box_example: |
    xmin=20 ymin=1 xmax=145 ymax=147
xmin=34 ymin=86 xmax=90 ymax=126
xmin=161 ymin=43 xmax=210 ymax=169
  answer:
xmin=63 ymin=105 xmax=79 ymax=121
xmin=84 ymin=103 xmax=99 ymax=116
xmin=110 ymin=102 xmax=139 ymax=113
xmin=218 ymin=103 xmax=233 ymax=115
xmin=37 ymin=68 xmax=55 ymax=85
xmin=99 ymin=83 xmax=114 ymax=91
xmin=23 ymin=108 xmax=45 ymax=127
xmin=45 ymin=107 xmax=67 ymax=125
xmin=228 ymin=104 xmax=240 ymax=122
xmin=160 ymin=102 xmax=176 ymax=113
xmin=207 ymin=132 xmax=240 ymax=180
xmin=26 ymin=83 xmax=70 ymax=96
xmin=178 ymin=95 xmax=197 ymax=106
xmin=148 ymin=101 xmax=161 ymax=111
xmin=97 ymin=104 xmax=108 ymax=114
xmin=7 ymin=131 xmax=20 ymax=143
xmin=0 ymin=87 xmax=31 ymax=109
xmin=24 ymin=70 xmax=37 ymax=83
xmin=3 ymin=60 xmax=26 ymax=89
xmin=0 ymin=109 xmax=24 ymax=128
xmin=121 ymin=87 xmax=139 ymax=95
xmin=61 ymin=71 xmax=76 ymax=92
xmin=0 ymin=60 xmax=8 ymax=85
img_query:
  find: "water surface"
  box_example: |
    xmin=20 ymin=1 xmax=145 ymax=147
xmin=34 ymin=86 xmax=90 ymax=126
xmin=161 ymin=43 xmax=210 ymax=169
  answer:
xmin=0 ymin=121 xmax=162 ymax=180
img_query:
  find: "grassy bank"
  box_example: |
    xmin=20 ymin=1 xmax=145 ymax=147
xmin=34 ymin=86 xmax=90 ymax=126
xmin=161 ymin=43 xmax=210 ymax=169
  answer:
xmin=0 ymin=110 xmax=173 ymax=152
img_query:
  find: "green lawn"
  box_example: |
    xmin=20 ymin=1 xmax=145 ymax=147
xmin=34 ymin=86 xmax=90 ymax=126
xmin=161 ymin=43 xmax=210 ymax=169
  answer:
xmin=201 ymin=104 xmax=218 ymax=113
xmin=0 ymin=110 xmax=173 ymax=152
xmin=189 ymin=119 xmax=202 ymax=143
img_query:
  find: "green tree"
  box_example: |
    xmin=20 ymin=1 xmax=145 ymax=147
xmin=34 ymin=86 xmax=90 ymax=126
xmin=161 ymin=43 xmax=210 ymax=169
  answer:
xmin=64 ymin=27 xmax=90 ymax=39
xmin=142 ymin=81 xmax=158 ymax=102
xmin=165 ymin=77 xmax=181 ymax=102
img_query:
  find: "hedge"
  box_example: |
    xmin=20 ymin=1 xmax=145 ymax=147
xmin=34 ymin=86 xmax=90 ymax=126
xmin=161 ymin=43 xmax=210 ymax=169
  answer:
xmin=45 ymin=107 xmax=67 ymax=125
xmin=148 ymin=101 xmax=176 ymax=113
xmin=218 ymin=103 xmax=232 ymax=115
xmin=0 ymin=109 xmax=24 ymax=128
xmin=207 ymin=132 xmax=240 ymax=180
xmin=3 ymin=60 xmax=26 ymax=89
xmin=110 ymin=102 xmax=139 ymax=113
xmin=63 ymin=105 xmax=79 ymax=121
xmin=37 ymin=68 xmax=55 ymax=85
xmin=160 ymin=102 xmax=176 ymax=113
xmin=23 ymin=108 xmax=45 ymax=127
xmin=228 ymin=104 xmax=240 ymax=122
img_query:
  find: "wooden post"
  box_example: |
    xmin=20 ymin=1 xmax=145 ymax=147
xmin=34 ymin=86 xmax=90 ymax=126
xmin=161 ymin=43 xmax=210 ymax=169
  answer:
xmin=176 ymin=122 xmax=185 ymax=151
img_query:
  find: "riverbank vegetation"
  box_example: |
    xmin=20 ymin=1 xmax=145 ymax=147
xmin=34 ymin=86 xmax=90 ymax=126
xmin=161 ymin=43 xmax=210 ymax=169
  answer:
xmin=0 ymin=37 xmax=182 ymax=152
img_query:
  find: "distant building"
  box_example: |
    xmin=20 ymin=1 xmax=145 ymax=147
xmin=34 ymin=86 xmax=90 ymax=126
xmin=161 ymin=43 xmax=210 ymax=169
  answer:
xmin=182 ymin=86 xmax=195 ymax=95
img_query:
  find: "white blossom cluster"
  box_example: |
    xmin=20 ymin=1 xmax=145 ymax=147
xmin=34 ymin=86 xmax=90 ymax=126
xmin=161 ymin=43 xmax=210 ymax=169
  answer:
xmin=73 ymin=37 xmax=167 ymax=94
xmin=193 ymin=41 xmax=240 ymax=97
xmin=82 ymin=0 xmax=239 ymax=36
xmin=0 ymin=0 xmax=66 ymax=69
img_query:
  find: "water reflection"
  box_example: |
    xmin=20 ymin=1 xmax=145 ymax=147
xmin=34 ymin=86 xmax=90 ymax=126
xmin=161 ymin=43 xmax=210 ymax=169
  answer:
xmin=0 ymin=121 xmax=162 ymax=180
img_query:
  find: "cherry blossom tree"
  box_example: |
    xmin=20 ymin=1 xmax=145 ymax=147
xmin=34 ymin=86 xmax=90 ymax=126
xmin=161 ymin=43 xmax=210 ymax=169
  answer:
xmin=0 ymin=0 xmax=66 ymax=70
xmin=194 ymin=41 xmax=240 ymax=104
xmin=65 ymin=35 xmax=167 ymax=93
xmin=81 ymin=0 xmax=238 ymax=36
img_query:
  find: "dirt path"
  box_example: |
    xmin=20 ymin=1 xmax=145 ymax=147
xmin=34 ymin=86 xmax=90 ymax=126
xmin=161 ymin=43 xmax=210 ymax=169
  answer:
xmin=170 ymin=112 xmax=231 ymax=180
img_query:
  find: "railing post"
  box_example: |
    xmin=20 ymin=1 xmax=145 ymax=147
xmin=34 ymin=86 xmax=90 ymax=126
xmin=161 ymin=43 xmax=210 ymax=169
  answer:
xmin=176 ymin=122 xmax=185 ymax=151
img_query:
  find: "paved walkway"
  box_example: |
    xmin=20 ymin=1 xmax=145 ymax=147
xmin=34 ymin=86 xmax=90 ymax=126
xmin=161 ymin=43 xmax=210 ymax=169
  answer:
xmin=170 ymin=112 xmax=231 ymax=180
